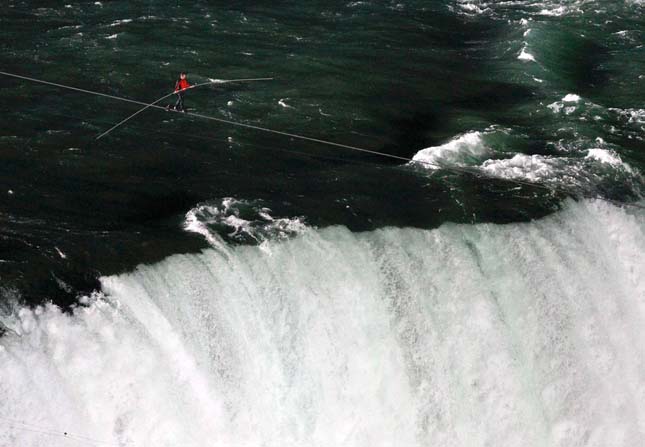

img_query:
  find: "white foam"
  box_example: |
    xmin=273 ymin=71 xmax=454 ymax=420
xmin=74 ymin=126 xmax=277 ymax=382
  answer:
xmin=411 ymin=132 xmax=490 ymax=169
xmin=586 ymin=148 xmax=619 ymax=165
xmin=184 ymin=207 xmax=222 ymax=247
xmin=278 ymin=98 xmax=293 ymax=109
xmin=547 ymin=101 xmax=563 ymax=113
xmin=478 ymin=142 xmax=641 ymax=190
xmin=1 ymin=199 xmax=644 ymax=446
xmin=609 ymin=108 xmax=645 ymax=124
xmin=518 ymin=46 xmax=536 ymax=62
xmin=54 ymin=247 xmax=67 ymax=259
xmin=548 ymin=95 xmax=583 ymax=114
xmin=184 ymin=198 xmax=307 ymax=246
xmin=562 ymin=93 xmax=581 ymax=102
xmin=454 ymin=0 xmax=492 ymax=15
xmin=108 ymin=19 xmax=133 ymax=27
xmin=537 ymin=6 xmax=569 ymax=16
xmin=407 ymin=130 xmax=637 ymax=193
xmin=585 ymin=148 xmax=634 ymax=172
xmin=481 ymin=153 xmax=559 ymax=182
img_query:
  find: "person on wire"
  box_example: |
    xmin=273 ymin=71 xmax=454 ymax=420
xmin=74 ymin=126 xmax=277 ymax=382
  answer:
xmin=168 ymin=72 xmax=192 ymax=112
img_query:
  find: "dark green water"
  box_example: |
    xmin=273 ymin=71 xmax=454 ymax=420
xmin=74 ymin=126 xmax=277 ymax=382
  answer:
xmin=1 ymin=3 xmax=645 ymax=446
xmin=1 ymin=0 xmax=643 ymax=305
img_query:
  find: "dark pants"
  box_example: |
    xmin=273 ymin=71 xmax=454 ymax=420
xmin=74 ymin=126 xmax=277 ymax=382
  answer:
xmin=174 ymin=92 xmax=185 ymax=111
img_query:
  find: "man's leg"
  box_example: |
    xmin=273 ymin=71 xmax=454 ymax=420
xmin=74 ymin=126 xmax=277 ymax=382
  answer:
xmin=175 ymin=93 xmax=184 ymax=111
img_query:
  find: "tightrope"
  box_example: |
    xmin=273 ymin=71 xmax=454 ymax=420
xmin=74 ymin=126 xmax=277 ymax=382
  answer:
xmin=1 ymin=70 xmax=643 ymax=210
xmin=95 ymin=77 xmax=274 ymax=140
xmin=0 ymin=415 xmax=130 ymax=446
xmin=94 ymin=80 xmax=213 ymax=140
xmin=0 ymin=70 xmax=400 ymax=160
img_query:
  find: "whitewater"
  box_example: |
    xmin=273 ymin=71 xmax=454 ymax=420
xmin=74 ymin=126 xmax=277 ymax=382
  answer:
xmin=1 ymin=199 xmax=643 ymax=447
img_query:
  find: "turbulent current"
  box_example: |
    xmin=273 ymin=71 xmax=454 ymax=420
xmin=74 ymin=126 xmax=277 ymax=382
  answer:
xmin=1 ymin=0 xmax=644 ymax=446
xmin=2 ymin=200 xmax=644 ymax=446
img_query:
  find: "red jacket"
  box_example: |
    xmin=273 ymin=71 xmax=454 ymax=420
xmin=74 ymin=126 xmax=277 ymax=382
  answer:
xmin=175 ymin=79 xmax=190 ymax=92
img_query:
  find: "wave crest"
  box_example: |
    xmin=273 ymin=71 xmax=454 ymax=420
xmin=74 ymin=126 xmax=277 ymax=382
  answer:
xmin=184 ymin=198 xmax=307 ymax=246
